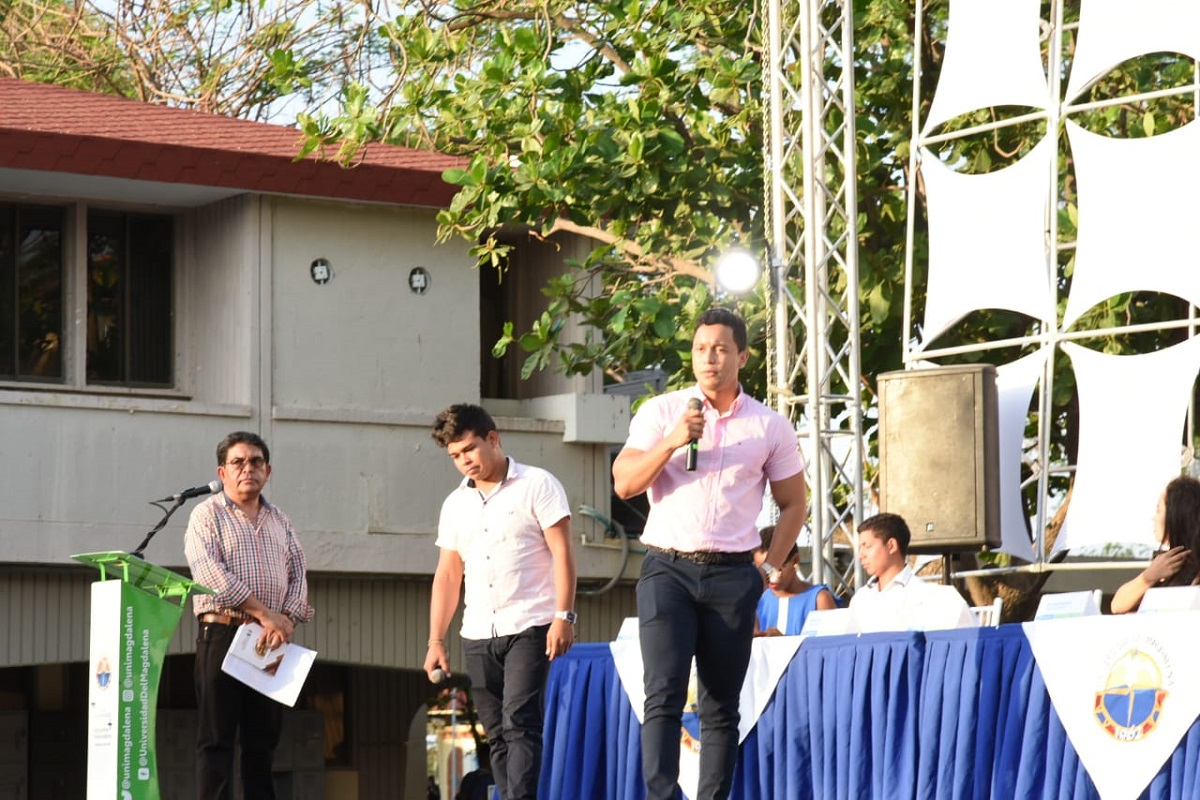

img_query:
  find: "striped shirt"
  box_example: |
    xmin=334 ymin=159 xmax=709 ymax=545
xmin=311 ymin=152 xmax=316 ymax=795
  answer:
xmin=185 ymin=492 xmax=314 ymax=623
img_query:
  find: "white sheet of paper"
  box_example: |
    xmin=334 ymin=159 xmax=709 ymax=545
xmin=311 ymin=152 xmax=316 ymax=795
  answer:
xmin=220 ymin=623 xmax=317 ymax=707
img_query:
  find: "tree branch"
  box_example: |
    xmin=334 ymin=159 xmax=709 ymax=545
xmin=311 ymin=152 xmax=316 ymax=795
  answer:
xmin=542 ymin=218 xmax=713 ymax=284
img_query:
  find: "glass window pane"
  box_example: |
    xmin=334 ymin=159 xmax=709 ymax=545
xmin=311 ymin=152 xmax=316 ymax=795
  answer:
xmin=87 ymin=212 xmax=125 ymax=384
xmin=87 ymin=211 xmax=173 ymax=386
xmin=128 ymin=216 xmax=172 ymax=385
xmin=16 ymin=208 xmax=63 ymax=380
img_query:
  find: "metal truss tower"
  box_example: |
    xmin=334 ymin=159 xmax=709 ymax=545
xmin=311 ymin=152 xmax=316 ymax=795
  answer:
xmin=762 ymin=0 xmax=865 ymax=592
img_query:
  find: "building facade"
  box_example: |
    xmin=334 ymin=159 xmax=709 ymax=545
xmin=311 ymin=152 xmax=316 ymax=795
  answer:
xmin=0 ymin=78 xmax=637 ymax=799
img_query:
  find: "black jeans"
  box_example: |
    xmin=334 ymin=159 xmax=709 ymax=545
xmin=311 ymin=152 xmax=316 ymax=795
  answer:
xmin=463 ymin=624 xmax=550 ymax=800
xmin=637 ymin=551 xmax=762 ymax=800
xmin=194 ymin=621 xmax=283 ymax=800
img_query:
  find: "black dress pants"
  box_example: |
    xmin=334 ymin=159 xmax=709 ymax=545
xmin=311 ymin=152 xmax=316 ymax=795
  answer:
xmin=637 ymin=552 xmax=761 ymax=800
xmin=194 ymin=621 xmax=283 ymax=800
xmin=463 ymin=624 xmax=551 ymax=800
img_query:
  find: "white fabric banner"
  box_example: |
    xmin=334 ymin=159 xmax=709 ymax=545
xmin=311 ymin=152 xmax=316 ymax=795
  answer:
xmin=1063 ymin=120 xmax=1200 ymax=330
xmin=1058 ymin=339 xmax=1200 ymax=552
xmin=1066 ymin=0 xmax=1200 ymax=102
xmin=995 ymin=350 xmax=1049 ymax=560
xmin=1024 ymin=612 xmax=1200 ymax=800
xmin=924 ymin=0 xmax=1048 ymax=131
xmin=920 ymin=138 xmax=1054 ymax=342
xmin=610 ymin=635 xmax=802 ymax=800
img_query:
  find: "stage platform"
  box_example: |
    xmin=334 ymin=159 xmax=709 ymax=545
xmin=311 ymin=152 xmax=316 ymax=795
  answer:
xmin=540 ymin=623 xmax=1200 ymax=800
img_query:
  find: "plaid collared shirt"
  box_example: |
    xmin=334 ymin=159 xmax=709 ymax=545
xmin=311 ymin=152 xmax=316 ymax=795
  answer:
xmin=185 ymin=491 xmax=314 ymax=623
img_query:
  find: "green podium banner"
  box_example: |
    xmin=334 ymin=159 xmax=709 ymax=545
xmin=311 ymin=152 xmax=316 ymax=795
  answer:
xmin=73 ymin=551 xmax=211 ymax=800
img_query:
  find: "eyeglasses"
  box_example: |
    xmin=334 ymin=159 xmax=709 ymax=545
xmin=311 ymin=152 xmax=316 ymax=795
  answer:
xmin=224 ymin=456 xmax=267 ymax=471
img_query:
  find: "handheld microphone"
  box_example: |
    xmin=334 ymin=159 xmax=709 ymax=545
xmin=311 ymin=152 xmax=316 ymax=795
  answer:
xmin=430 ymin=667 xmax=447 ymax=684
xmin=685 ymin=398 xmax=702 ymax=471
xmin=156 ymin=480 xmax=222 ymax=503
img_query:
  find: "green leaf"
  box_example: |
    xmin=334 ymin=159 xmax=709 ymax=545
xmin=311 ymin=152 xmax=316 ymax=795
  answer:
xmin=492 ymin=321 xmax=516 ymax=358
xmin=511 ymin=26 xmax=540 ymax=55
xmin=627 ymin=132 xmax=645 ymax=162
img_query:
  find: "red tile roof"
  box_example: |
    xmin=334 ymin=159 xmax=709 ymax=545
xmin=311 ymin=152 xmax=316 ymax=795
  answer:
xmin=0 ymin=77 xmax=465 ymax=207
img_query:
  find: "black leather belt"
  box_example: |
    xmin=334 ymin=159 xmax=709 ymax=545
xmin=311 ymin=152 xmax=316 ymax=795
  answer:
xmin=645 ymin=544 xmax=755 ymax=565
xmin=198 ymin=612 xmax=246 ymax=626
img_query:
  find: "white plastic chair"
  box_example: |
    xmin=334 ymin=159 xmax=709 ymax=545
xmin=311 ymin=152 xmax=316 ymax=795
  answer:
xmin=970 ymin=596 xmax=1003 ymax=627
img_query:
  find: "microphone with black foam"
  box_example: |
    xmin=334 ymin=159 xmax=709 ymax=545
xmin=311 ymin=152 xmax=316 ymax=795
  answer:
xmin=133 ymin=479 xmax=224 ymax=557
xmin=685 ymin=397 xmax=703 ymax=472
xmin=156 ymin=480 xmax=222 ymax=504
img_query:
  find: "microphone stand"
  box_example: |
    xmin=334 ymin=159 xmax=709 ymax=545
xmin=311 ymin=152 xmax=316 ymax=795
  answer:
xmin=130 ymin=497 xmax=188 ymax=559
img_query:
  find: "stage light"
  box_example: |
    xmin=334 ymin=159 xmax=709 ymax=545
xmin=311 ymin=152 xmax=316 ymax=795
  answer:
xmin=714 ymin=248 xmax=761 ymax=294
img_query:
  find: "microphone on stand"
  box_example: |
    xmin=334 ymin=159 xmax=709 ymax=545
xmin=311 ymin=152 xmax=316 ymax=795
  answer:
xmin=131 ymin=480 xmax=221 ymax=557
xmin=155 ymin=480 xmax=222 ymax=504
xmin=685 ymin=398 xmax=702 ymax=472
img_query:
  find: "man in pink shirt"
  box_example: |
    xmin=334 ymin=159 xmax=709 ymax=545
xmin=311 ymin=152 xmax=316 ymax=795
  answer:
xmin=613 ymin=308 xmax=807 ymax=800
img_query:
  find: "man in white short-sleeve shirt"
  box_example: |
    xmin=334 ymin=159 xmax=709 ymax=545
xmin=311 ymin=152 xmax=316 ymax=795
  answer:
xmin=425 ymin=404 xmax=577 ymax=800
xmin=850 ymin=512 xmax=975 ymax=632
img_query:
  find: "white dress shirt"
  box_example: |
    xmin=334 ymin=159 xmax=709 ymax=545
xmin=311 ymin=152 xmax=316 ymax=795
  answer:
xmin=436 ymin=458 xmax=572 ymax=639
xmin=849 ymin=565 xmax=976 ymax=632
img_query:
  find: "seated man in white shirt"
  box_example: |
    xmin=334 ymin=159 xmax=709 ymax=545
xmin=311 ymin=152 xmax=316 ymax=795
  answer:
xmin=849 ymin=512 xmax=975 ymax=632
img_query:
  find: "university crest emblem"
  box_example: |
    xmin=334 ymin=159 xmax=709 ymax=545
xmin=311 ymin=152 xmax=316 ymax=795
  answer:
xmin=1094 ymin=648 xmax=1168 ymax=741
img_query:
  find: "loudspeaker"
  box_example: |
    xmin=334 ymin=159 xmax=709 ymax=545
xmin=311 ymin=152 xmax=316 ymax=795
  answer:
xmin=877 ymin=364 xmax=1000 ymax=553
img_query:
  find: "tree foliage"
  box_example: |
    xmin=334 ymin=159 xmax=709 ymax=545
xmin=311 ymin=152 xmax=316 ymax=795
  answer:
xmin=7 ymin=0 xmax=1193 ymax=399
xmin=0 ymin=0 xmax=132 ymax=94
xmin=301 ymin=1 xmax=775 ymax=389
xmin=0 ymin=0 xmax=385 ymax=122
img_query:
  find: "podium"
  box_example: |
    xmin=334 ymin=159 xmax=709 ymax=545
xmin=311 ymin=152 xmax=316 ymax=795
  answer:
xmin=73 ymin=551 xmax=211 ymax=800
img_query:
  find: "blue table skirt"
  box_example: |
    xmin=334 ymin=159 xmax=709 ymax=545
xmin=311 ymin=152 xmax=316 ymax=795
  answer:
xmin=540 ymin=628 xmax=1200 ymax=800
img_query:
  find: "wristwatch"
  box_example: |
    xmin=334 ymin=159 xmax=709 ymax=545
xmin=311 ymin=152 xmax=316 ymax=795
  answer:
xmin=554 ymin=610 xmax=578 ymax=624
xmin=759 ymin=562 xmax=782 ymax=584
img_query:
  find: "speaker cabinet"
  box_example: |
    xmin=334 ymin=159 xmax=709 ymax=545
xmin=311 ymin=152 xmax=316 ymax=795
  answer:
xmin=878 ymin=364 xmax=1001 ymax=553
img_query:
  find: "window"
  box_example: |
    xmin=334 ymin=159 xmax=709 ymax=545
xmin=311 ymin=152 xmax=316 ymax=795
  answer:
xmin=0 ymin=204 xmax=64 ymax=381
xmin=0 ymin=203 xmax=175 ymax=389
xmin=86 ymin=211 xmax=173 ymax=386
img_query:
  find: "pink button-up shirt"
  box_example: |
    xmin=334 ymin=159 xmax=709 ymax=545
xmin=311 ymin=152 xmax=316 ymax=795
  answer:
xmin=625 ymin=386 xmax=804 ymax=553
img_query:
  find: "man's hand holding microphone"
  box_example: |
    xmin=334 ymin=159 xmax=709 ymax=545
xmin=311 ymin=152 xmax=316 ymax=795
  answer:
xmin=425 ymin=638 xmax=450 ymax=684
xmin=681 ymin=398 xmax=704 ymax=472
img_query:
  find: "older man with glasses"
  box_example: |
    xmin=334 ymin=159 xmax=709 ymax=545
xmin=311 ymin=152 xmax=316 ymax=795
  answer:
xmin=184 ymin=430 xmax=314 ymax=800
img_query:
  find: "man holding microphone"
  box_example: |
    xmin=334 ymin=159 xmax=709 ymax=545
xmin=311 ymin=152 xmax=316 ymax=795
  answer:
xmin=424 ymin=404 xmax=577 ymax=800
xmin=613 ymin=307 xmax=807 ymax=800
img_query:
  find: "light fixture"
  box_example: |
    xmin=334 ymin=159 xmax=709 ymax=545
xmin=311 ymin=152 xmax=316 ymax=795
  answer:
xmin=409 ymin=267 xmax=431 ymax=295
xmin=310 ymin=258 xmax=332 ymax=285
xmin=713 ymin=248 xmax=761 ymax=294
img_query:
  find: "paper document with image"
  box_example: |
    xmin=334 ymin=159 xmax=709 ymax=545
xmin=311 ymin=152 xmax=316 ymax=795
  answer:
xmin=221 ymin=621 xmax=317 ymax=707
xmin=228 ymin=621 xmax=289 ymax=670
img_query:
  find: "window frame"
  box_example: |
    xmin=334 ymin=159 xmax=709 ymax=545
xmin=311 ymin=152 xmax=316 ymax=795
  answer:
xmin=0 ymin=200 xmax=184 ymax=398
